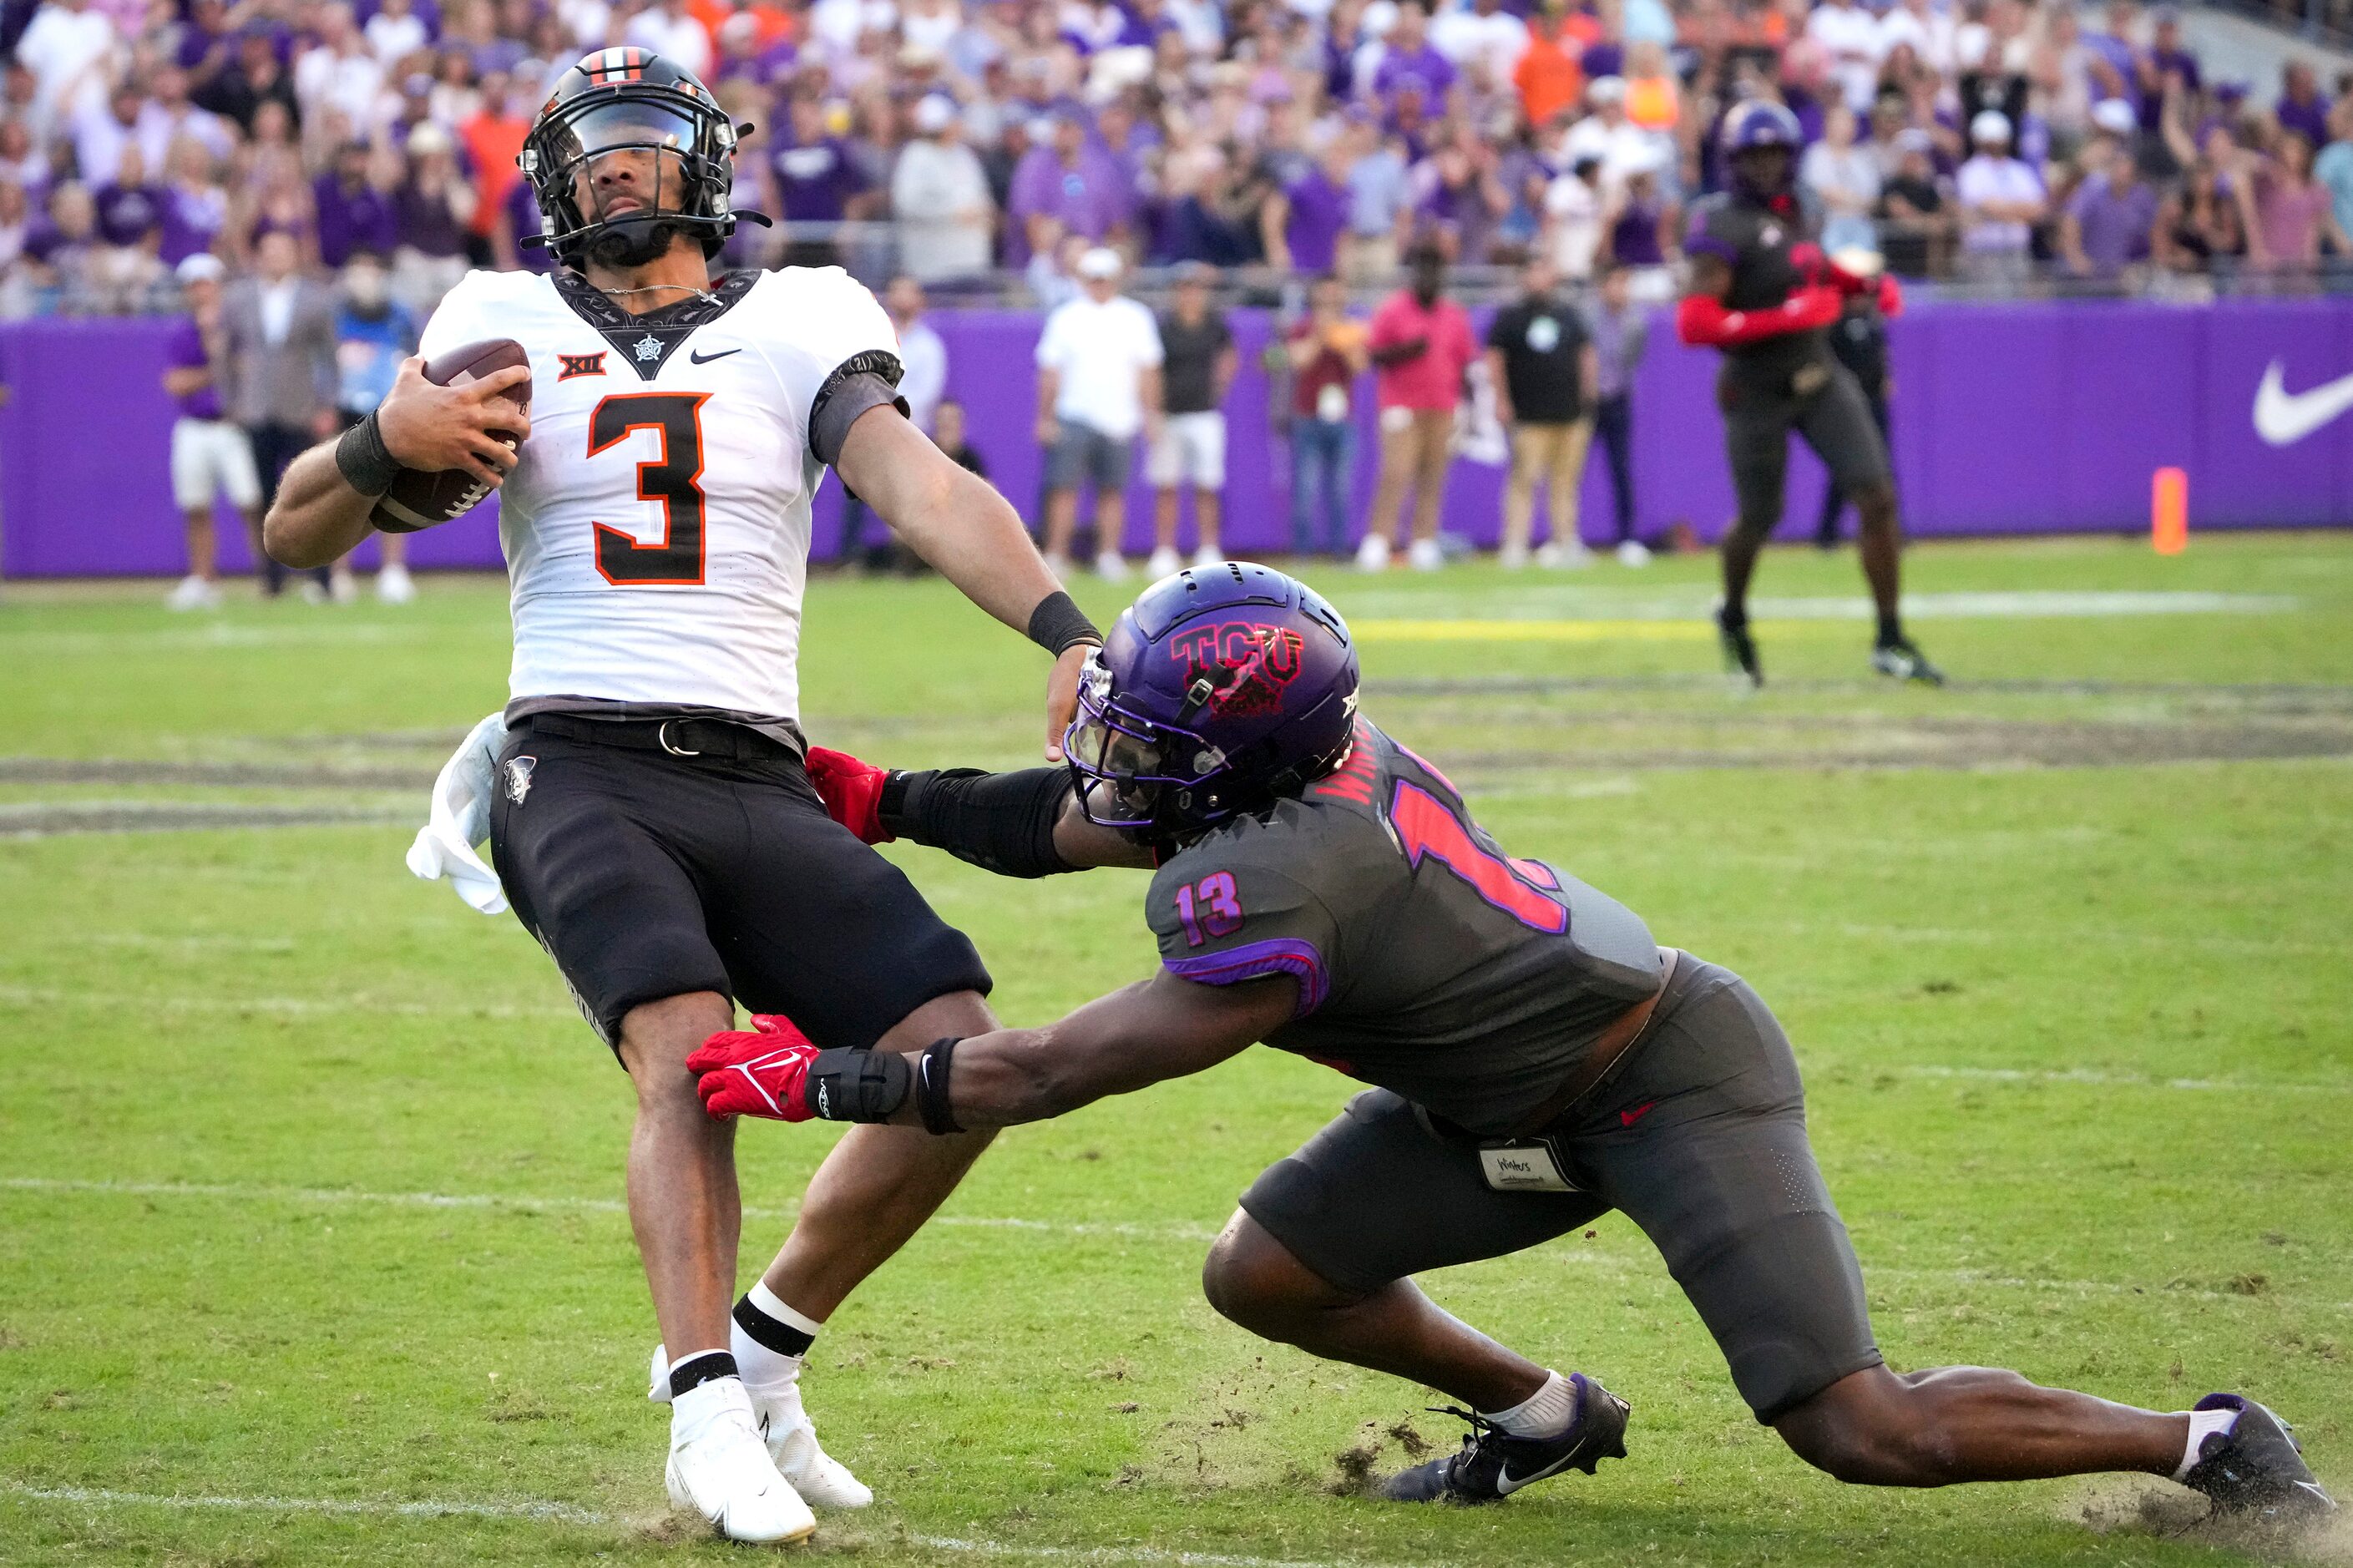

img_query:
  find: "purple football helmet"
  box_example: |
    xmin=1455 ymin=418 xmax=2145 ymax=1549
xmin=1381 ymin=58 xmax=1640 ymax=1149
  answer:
xmin=1065 ymin=563 xmax=1359 ymax=836
xmin=1720 ymin=99 xmax=1803 ymax=200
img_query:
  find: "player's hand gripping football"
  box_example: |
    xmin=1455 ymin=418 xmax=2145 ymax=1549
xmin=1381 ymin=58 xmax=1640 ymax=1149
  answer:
xmin=687 ymin=1014 xmax=823 ymax=1121
xmin=804 ymin=746 xmax=893 ymax=843
xmin=376 ymin=356 xmax=534 ymax=488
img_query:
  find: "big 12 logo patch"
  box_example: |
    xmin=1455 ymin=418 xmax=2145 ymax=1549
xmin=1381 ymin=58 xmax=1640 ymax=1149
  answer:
xmin=1169 ymin=621 xmax=1307 ymax=716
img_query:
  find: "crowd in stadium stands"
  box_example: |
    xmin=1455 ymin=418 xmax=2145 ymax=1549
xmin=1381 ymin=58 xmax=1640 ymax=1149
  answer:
xmin=4 ymin=0 xmax=2353 ymax=320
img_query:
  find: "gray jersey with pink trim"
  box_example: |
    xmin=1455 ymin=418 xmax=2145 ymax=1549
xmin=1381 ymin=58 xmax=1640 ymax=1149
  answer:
xmin=1145 ymin=722 xmax=1662 ymax=1136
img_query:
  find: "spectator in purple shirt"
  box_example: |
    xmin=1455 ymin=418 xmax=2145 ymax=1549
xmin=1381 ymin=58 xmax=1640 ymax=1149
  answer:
xmin=772 ymin=94 xmax=871 ymax=265
xmin=1372 ymin=3 xmax=1456 ymax=109
xmin=159 ymin=254 xmax=262 ymax=612
xmin=2276 ymin=63 xmax=2331 ymax=150
xmin=93 ymin=147 xmax=164 ymax=249
xmin=1263 ymin=139 xmax=1352 ymax=272
xmin=2060 ymin=111 xmax=2158 ymax=276
xmin=313 ymin=141 xmax=399 ymax=268
xmin=1008 ymin=112 xmax=1130 ymax=266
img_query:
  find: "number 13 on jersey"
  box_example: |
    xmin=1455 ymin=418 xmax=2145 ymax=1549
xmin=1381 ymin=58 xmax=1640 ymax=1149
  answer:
xmin=590 ymin=392 xmax=711 ymax=585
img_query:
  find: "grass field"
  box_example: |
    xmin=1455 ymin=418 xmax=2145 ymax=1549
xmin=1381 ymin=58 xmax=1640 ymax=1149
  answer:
xmin=2 ymin=534 xmax=2349 ymax=1568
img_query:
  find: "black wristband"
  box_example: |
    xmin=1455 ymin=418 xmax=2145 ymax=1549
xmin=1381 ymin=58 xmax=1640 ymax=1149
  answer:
xmin=1025 ymin=590 xmax=1101 ymax=656
xmin=803 ymin=1046 xmax=910 ymax=1122
xmin=335 ymin=409 xmax=403 ymax=498
xmin=914 ymin=1038 xmax=963 ymax=1135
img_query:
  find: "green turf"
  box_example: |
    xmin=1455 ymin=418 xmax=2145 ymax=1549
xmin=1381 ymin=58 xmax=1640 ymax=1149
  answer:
xmin=3 ymin=535 xmax=2350 ymax=1566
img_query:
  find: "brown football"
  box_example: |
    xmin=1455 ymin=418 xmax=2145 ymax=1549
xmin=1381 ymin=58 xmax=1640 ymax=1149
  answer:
xmin=370 ymin=338 xmax=533 ymax=534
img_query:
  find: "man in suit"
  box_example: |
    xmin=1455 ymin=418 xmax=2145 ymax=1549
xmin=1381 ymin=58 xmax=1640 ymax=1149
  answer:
xmin=225 ymin=228 xmax=342 ymax=598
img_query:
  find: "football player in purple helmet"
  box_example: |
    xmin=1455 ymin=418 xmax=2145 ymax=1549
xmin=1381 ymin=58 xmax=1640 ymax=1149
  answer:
xmin=690 ymin=562 xmax=2330 ymax=1525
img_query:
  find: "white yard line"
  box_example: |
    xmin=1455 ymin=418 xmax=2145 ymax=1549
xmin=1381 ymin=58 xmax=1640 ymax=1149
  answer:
xmin=1 ymin=1482 xmax=1403 ymax=1568
xmin=0 ymin=1176 xmax=1217 ymax=1241
xmin=7 ymin=1176 xmax=2347 ymax=1313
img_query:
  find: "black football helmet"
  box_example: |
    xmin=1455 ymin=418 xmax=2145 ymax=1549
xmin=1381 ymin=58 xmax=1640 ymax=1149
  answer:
xmin=519 ymin=48 xmax=760 ymax=267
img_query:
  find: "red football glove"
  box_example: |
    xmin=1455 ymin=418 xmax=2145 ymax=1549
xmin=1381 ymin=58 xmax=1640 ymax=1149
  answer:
xmin=1874 ymin=272 xmax=1903 ymax=320
xmin=687 ymin=1014 xmax=822 ymax=1121
xmin=804 ymin=746 xmax=893 ymax=844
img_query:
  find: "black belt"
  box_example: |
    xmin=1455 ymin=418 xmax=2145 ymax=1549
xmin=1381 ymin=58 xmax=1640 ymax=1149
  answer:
xmin=518 ymin=712 xmax=801 ymax=761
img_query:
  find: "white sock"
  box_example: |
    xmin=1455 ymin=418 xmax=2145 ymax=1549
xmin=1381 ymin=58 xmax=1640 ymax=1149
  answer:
xmin=732 ymin=1282 xmax=823 ymax=1389
xmin=1480 ymin=1369 xmax=1581 ymax=1439
xmin=2173 ymin=1406 xmax=2241 ymax=1480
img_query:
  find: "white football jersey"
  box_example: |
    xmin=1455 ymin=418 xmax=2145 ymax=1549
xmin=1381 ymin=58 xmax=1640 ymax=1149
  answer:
xmin=417 ymin=265 xmax=900 ymax=726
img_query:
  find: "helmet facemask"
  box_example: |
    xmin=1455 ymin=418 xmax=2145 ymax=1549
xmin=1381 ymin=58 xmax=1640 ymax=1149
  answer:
xmin=522 ymin=81 xmax=740 ymax=266
xmin=1063 ymin=655 xmax=1236 ymax=835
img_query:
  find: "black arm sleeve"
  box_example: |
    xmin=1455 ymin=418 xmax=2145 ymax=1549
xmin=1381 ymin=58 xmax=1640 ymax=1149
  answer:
xmin=878 ymin=766 xmax=1077 ymax=879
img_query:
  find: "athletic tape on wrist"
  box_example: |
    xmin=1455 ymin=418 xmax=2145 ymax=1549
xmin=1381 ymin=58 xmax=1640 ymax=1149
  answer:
xmin=336 ymin=411 xmax=402 ymax=498
xmin=915 ymin=1038 xmax=963 ymax=1135
xmin=1026 ymin=590 xmax=1102 ymax=656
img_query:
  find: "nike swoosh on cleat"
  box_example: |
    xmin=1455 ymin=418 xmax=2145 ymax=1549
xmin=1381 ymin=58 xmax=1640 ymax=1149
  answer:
xmin=690 ymin=347 xmax=742 ymax=364
xmin=1494 ymin=1451 xmax=1583 ymax=1495
xmin=1620 ymin=1101 xmax=1656 ymax=1127
xmin=2253 ymin=362 xmax=2353 ymax=447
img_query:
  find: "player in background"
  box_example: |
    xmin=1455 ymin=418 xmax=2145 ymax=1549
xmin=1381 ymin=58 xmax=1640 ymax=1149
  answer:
xmin=1676 ymin=103 xmax=1940 ymax=688
xmin=262 ymin=50 xmax=1100 ymax=1544
xmin=696 ymin=565 xmax=2333 ymax=1530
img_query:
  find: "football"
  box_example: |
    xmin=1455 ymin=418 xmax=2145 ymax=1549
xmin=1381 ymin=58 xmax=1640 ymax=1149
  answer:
xmin=369 ymin=337 xmax=532 ymax=534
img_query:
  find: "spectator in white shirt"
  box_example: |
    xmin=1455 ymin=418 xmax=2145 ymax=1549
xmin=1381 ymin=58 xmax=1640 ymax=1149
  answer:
xmin=1430 ymin=0 xmax=1530 ymax=82
xmin=1875 ymin=0 xmax=1958 ymax=79
xmin=366 ymin=0 xmax=432 ymax=63
xmin=890 ymin=94 xmax=993 ymax=281
xmin=1562 ymin=77 xmax=1662 ymax=196
xmin=294 ymin=4 xmax=388 ymax=133
xmin=1956 ymin=109 xmax=2047 ymax=281
xmin=1801 ymin=104 xmax=1882 ymax=253
xmin=1806 ymin=0 xmax=1885 ymax=114
xmin=1542 ymin=153 xmax=1605 ymax=281
xmin=72 ymin=80 xmax=144 ymax=187
xmin=18 ymin=0 xmax=119 ymax=139
xmin=624 ymin=0 xmax=715 ymax=78
xmin=1034 ymin=247 xmax=1164 ymax=579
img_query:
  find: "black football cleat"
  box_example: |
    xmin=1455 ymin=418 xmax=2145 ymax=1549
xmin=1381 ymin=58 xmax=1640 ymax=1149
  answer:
xmin=1380 ymin=1373 xmax=1630 ymax=1505
xmin=1716 ymin=607 xmax=1763 ymax=690
xmin=1870 ymin=635 xmax=1945 ymax=685
xmin=2180 ymin=1393 xmax=2337 ymax=1524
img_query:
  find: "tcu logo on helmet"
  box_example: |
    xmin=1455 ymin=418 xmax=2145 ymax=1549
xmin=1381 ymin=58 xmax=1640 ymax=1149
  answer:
xmin=1168 ymin=622 xmax=1307 ymax=716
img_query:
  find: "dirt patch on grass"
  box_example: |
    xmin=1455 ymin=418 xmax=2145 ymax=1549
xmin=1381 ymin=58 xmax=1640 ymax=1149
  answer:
xmin=2071 ymin=1477 xmax=2351 ymax=1564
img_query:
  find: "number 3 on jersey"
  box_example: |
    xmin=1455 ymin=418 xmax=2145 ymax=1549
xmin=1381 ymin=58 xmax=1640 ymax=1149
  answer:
xmin=590 ymin=392 xmax=710 ymax=585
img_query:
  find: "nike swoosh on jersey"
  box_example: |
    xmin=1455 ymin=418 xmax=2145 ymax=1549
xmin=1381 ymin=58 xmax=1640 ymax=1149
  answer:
xmin=2253 ymin=361 xmax=2353 ymax=447
xmin=691 ymin=347 xmax=744 ymax=364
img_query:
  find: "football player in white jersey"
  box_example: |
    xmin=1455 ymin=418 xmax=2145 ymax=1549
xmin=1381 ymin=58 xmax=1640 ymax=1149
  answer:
xmin=263 ymin=49 xmax=1104 ymax=1545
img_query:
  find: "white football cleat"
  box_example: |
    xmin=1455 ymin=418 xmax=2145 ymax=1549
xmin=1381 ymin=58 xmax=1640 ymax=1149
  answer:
xmin=1354 ymin=534 xmax=1391 ymax=572
xmin=164 ymin=574 xmax=221 ymax=611
xmin=1188 ymin=544 xmax=1222 ymax=569
xmin=755 ymin=1377 xmax=873 ymax=1510
xmin=1615 ymin=539 xmax=1652 ymax=566
xmin=1535 ymin=540 xmax=1596 ymax=569
xmin=1406 ymin=537 xmax=1445 ymax=572
xmin=1145 ymin=545 xmax=1182 ymax=579
xmin=377 ymin=563 xmax=417 ymax=603
xmin=1094 ymin=549 xmax=1130 ymax=581
xmin=664 ymin=1378 xmax=816 ymax=1544
xmin=651 ymin=1343 xmax=872 ymax=1509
